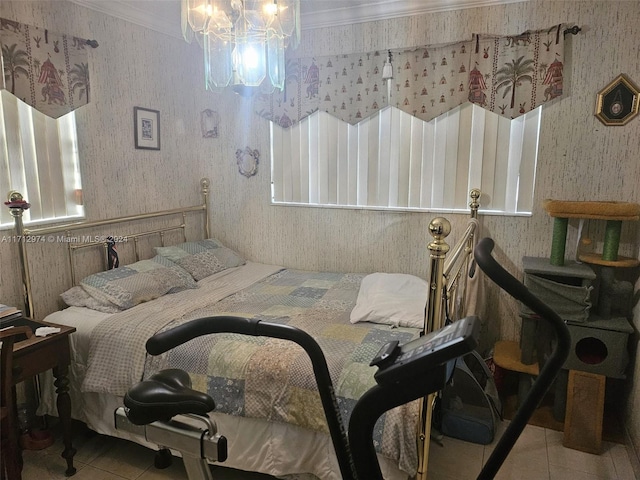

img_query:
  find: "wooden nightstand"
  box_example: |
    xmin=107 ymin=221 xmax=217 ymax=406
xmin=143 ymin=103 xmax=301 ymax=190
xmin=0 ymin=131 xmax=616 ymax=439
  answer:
xmin=5 ymin=316 xmax=77 ymax=476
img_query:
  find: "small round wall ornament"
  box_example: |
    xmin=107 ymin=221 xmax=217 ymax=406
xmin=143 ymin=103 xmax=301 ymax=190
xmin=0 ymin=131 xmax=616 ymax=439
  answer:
xmin=236 ymin=147 xmax=260 ymax=177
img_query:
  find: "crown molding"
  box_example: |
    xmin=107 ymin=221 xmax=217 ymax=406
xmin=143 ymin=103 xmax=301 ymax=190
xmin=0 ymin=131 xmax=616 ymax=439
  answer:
xmin=69 ymin=0 xmax=183 ymax=39
xmin=300 ymin=0 xmax=529 ymax=30
xmin=68 ymin=0 xmax=529 ymax=37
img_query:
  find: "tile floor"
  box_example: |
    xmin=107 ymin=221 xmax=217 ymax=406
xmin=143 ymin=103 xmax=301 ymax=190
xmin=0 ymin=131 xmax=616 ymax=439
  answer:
xmin=20 ymin=420 xmax=638 ymax=480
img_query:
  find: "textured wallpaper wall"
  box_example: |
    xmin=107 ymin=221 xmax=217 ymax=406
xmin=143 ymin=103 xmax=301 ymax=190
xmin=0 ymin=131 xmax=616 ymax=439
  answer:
xmin=1 ymin=0 xmax=638 ymax=463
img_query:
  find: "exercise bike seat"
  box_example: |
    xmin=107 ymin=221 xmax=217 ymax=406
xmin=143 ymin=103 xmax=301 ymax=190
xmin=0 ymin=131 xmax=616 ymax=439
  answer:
xmin=124 ymin=368 xmax=215 ymax=426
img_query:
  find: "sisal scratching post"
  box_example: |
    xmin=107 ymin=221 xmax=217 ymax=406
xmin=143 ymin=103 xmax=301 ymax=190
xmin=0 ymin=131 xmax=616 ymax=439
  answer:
xmin=550 ymin=217 xmax=568 ymax=266
xmin=602 ymin=220 xmax=622 ymax=261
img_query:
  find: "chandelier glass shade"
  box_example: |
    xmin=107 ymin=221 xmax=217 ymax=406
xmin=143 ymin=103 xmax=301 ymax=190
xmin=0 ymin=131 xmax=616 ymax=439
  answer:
xmin=181 ymin=0 xmax=300 ymax=91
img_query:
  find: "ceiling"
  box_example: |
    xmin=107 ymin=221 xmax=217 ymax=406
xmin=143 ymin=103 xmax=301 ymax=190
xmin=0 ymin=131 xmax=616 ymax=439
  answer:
xmin=69 ymin=0 xmax=528 ymax=38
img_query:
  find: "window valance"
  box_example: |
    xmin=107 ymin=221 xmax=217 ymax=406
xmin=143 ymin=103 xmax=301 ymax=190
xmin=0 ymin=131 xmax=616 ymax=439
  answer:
xmin=255 ymin=24 xmax=568 ymax=128
xmin=1 ymin=17 xmax=92 ymax=119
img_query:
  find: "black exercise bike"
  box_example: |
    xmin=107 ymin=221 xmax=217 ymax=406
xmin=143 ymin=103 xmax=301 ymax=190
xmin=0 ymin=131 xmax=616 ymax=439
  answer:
xmin=115 ymin=237 xmax=571 ymax=480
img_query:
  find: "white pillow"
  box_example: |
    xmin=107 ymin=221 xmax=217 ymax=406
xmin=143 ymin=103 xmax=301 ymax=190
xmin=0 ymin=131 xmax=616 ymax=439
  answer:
xmin=350 ymin=273 xmax=427 ymax=328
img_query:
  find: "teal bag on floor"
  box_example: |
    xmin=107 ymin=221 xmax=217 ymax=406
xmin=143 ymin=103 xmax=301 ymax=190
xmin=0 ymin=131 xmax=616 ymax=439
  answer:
xmin=440 ymin=350 xmax=502 ymax=445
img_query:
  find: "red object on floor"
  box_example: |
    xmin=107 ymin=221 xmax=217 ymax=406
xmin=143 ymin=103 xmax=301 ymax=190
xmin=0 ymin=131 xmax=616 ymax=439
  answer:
xmin=20 ymin=429 xmax=54 ymax=450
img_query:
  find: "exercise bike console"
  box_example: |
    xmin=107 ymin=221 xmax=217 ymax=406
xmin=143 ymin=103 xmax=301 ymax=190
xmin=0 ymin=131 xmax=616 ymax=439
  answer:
xmin=372 ymin=315 xmax=479 ymax=384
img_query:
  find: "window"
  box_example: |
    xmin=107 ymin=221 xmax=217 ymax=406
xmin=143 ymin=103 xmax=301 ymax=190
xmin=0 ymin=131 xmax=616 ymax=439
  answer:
xmin=0 ymin=90 xmax=83 ymax=229
xmin=270 ymin=103 xmax=542 ymax=215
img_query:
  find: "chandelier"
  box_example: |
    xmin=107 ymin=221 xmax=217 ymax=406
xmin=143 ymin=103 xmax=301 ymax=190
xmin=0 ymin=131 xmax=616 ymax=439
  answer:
xmin=181 ymin=0 xmax=300 ymax=91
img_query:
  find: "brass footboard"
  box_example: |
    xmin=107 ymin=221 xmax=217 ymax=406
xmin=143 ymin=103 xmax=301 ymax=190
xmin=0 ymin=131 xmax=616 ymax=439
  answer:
xmin=416 ymin=188 xmax=481 ymax=480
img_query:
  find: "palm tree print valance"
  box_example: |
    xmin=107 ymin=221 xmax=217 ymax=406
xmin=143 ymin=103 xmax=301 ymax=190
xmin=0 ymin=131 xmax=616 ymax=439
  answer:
xmin=255 ymin=24 xmax=568 ymax=127
xmin=1 ymin=17 xmax=91 ymax=118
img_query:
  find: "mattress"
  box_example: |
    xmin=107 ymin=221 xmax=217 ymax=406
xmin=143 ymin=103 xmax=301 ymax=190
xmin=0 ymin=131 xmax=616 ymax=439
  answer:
xmin=37 ymin=263 xmax=415 ymax=480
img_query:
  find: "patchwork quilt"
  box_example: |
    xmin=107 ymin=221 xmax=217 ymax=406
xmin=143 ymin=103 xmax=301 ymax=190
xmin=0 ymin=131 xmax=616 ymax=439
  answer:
xmin=145 ymin=269 xmax=421 ymax=473
xmin=84 ymin=266 xmax=422 ymax=474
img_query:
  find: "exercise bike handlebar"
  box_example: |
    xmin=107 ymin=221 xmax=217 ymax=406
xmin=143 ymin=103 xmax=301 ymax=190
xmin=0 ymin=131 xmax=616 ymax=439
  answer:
xmin=473 ymin=237 xmax=571 ymax=480
xmin=147 ymin=316 xmax=263 ymax=355
xmin=473 ymin=238 xmax=567 ymax=330
xmin=145 ymin=316 xmax=358 ymax=480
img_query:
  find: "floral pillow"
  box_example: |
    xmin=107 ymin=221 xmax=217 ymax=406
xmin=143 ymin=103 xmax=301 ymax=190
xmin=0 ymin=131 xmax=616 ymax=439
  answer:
xmin=154 ymin=239 xmax=246 ymax=281
xmin=79 ymin=255 xmax=197 ymax=310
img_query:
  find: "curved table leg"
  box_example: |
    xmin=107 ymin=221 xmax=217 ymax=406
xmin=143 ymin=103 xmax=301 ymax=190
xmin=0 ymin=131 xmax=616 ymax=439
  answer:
xmin=53 ymin=365 xmax=77 ymax=476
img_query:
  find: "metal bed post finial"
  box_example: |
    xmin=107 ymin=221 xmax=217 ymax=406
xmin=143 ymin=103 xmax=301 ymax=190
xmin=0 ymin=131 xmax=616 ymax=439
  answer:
xmin=426 ymin=217 xmax=451 ymax=334
xmin=469 ymin=189 xmax=481 ymax=219
xmin=201 ymin=177 xmax=211 ymax=239
xmin=6 ymin=191 xmax=34 ymax=319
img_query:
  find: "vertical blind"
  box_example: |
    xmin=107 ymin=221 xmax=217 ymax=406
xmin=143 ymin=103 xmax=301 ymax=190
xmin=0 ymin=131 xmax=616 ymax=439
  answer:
xmin=271 ymin=103 xmax=541 ymax=214
xmin=0 ymin=90 xmax=83 ymax=228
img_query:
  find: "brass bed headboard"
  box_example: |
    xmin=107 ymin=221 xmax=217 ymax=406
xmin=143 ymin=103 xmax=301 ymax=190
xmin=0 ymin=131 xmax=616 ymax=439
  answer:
xmin=6 ymin=178 xmax=211 ymax=319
